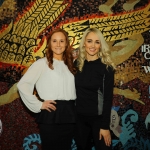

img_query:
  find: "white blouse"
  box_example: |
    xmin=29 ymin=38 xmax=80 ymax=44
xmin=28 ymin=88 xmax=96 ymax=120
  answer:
xmin=17 ymin=57 xmax=76 ymax=113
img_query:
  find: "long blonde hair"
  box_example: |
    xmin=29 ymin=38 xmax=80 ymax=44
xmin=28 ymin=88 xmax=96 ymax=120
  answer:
xmin=77 ymin=28 xmax=116 ymax=71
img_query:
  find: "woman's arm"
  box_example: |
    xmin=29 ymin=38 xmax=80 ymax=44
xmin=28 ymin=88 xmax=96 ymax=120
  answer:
xmin=101 ymin=66 xmax=115 ymax=129
xmin=17 ymin=59 xmax=45 ymax=113
xmin=99 ymin=66 xmax=114 ymax=146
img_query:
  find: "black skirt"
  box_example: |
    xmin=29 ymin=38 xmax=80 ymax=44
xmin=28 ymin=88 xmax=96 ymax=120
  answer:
xmin=35 ymin=100 xmax=76 ymax=124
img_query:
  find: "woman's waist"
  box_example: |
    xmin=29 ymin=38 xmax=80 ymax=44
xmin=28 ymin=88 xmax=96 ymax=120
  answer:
xmin=54 ymin=100 xmax=75 ymax=105
xmin=39 ymin=96 xmax=76 ymax=101
xmin=36 ymin=100 xmax=76 ymax=124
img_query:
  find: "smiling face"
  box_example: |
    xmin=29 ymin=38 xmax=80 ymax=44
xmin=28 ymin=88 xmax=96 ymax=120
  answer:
xmin=84 ymin=32 xmax=101 ymax=61
xmin=50 ymin=32 xmax=67 ymax=60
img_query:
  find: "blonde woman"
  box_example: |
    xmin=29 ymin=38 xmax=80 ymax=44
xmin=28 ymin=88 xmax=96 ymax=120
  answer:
xmin=75 ymin=28 xmax=116 ymax=150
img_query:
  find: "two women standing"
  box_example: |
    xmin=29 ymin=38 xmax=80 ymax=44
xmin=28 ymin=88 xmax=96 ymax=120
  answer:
xmin=17 ymin=27 xmax=115 ymax=150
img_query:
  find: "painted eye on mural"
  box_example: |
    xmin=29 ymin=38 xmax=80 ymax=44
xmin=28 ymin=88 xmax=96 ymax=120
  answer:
xmin=112 ymin=115 xmax=116 ymax=123
xmin=112 ymin=115 xmax=116 ymax=120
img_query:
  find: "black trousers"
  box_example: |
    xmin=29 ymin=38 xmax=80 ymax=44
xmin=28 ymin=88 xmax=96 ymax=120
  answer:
xmin=75 ymin=115 xmax=112 ymax=150
xmin=39 ymin=123 xmax=75 ymax=150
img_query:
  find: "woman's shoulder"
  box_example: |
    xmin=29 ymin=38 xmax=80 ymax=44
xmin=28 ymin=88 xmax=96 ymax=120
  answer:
xmin=104 ymin=65 xmax=115 ymax=76
xmin=98 ymin=59 xmax=114 ymax=72
xmin=34 ymin=57 xmax=47 ymax=64
xmin=29 ymin=57 xmax=47 ymax=69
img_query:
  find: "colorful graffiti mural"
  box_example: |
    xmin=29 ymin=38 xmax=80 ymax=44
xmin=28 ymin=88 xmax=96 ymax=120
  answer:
xmin=0 ymin=0 xmax=150 ymax=149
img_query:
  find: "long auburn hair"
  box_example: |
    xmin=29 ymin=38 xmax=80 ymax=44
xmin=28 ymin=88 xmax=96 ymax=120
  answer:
xmin=46 ymin=28 xmax=76 ymax=74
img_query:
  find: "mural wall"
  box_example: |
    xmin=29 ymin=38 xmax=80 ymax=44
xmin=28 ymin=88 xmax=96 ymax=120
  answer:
xmin=0 ymin=0 xmax=150 ymax=149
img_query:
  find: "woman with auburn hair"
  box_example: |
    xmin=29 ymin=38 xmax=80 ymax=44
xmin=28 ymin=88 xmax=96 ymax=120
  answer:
xmin=75 ymin=28 xmax=116 ymax=150
xmin=17 ymin=28 xmax=77 ymax=150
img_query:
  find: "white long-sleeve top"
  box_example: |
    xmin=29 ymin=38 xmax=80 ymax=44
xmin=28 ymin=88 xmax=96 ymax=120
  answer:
xmin=17 ymin=57 xmax=76 ymax=113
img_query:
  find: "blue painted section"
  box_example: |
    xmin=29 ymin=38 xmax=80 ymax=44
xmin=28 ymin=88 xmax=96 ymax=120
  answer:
xmin=0 ymin=0 xmax=4 ymax=6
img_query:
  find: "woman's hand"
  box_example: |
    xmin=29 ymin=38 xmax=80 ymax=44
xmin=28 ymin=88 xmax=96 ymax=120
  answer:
xmin=99 ymin=129 xmax=111 ymax=146
xmin=41 ymin=100 xmax=57 ymax=112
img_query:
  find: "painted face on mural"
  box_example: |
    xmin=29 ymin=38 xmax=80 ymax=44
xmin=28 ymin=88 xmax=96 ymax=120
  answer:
xmin=72 ymin=49 xmax=79 ymax=60
xmin=50 ymin=32 xmax=67 ymax=59
xmin=110 ymin=110 xmax=122 ymax=137
xmin=84 ymin=32 xmax=101 ymax=60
